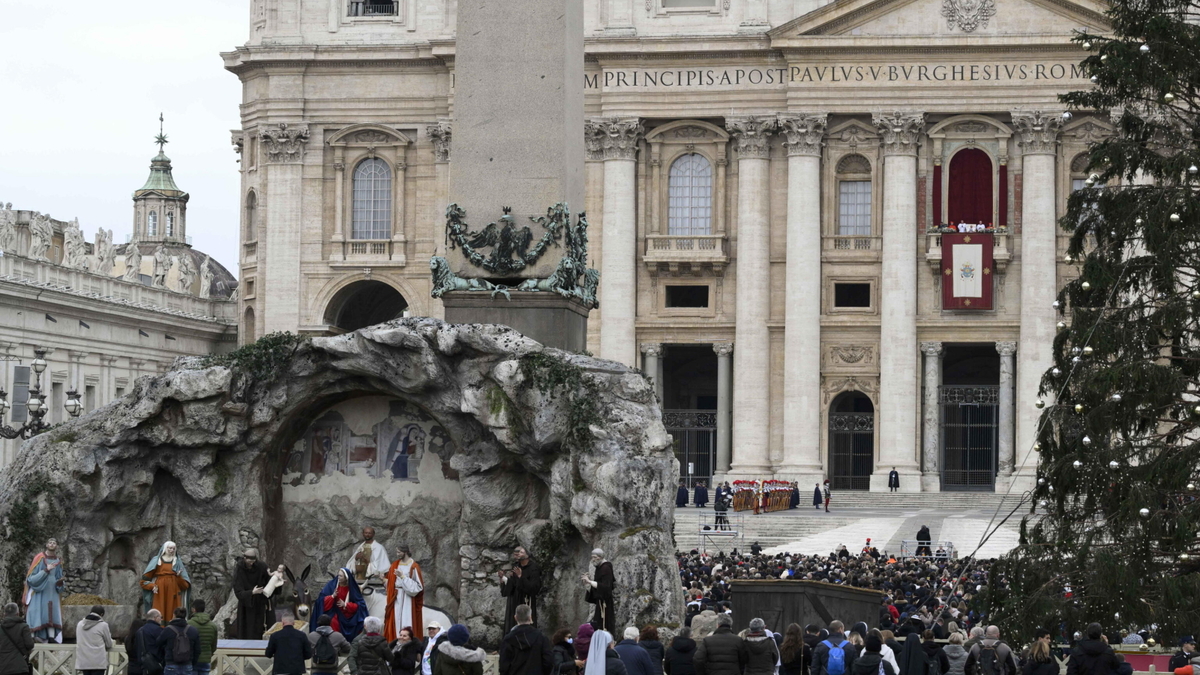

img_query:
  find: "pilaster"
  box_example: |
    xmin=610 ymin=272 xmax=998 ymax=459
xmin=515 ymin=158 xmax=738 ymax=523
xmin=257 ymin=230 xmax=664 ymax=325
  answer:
xmin=259 ymin=123 xmax=310 ymax=334
xmin=920 ymin=341 xmax=944 ymax=492
xmin=713 ymin=342 xmax=734 ymax=480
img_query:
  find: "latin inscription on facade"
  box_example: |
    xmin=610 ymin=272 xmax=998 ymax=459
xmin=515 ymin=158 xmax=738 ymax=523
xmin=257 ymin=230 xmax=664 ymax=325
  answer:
xmin=585 ymin=62 xmax=1086 ymax=89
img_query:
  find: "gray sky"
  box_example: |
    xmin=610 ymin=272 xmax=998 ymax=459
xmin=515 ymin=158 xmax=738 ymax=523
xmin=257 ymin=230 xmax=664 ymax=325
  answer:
xmin=1 ymin=1 xmax=247 ymax=275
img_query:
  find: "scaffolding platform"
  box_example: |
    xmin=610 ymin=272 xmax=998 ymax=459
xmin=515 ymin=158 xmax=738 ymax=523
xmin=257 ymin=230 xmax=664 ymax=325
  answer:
xmin=693 ymin=509 xmax=746 ymax=553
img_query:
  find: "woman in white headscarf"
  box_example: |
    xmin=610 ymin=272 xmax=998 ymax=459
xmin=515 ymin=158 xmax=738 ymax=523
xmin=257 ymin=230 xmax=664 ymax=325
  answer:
xmin=141 ymin=541 xmax=191 ymax=619
xmin=585 ymin=630 xmax=627 ymax=675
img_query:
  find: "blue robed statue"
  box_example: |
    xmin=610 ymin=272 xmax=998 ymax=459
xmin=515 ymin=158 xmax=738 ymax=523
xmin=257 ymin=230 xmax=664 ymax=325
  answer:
xmin=24 ymin=538 xmax=65 ymax=643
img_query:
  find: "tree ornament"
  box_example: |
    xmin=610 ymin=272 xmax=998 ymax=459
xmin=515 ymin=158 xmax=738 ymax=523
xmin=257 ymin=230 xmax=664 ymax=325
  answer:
xmin=1034 ymin=442 xmax=1042 ymax=451
xmin=1136 ymin=217 xmax=1144 ymax=226
xmin=1139 ymin=508 xmax=1150 ymax=517
xmin=1052 ymin=367 xmax=1062 ymax=376
xmin=1192 ymin=405 xmax=1200 ymax=415
xmin=1083 ymin=436 xmax=1093 ymax=446
xmin=1082 ymin=281 xmax=1092 ymax=290
xmin=1109 ymin=460 xmax=1119 ymax=469
xmin=1164 ymin=92 xmax=1176 ymax=103
xmin=1085 ymin=176 xmax=1096 ymax=187
xmin=1171 ymin=213 xmax=1181 ymax=222
xmin=1075 ymin=403 xmax=1084 ymax=413
xmin=1111 ymin=393 xmax=1122 ymax=402
xmin=1148 ymin=639 xmax=1157 ymax=648
xmin=1072 ymin=356 xmax=1082 ymax=364
xmin=1048 ymin=484 xmax=1055 ymax=493
xmin=1073 ymin=460 xmax=1083 ymax=469
xmin=1064 ymin=253 xmax=1074 ymax=263
xmin=1115 ymin=612 xmax=1121 ymax=620
xmin=1057 ymin=321 xmax=1067 ymax=330
xmin=1039 ymin=500 xmax=1048 ymax=508
xmin=1190 ymin=165 xmax=1199 ymax=175
xmin=1193 ymin=291 xmax=1200 ymax=300
xmin=1038 ymin=477 xmax=1046 ymax=485
xmin=1181 ymin=553 xmax=1190 ymax=561
xmin=1099 ymin=54 xmax=1108 ymax=62
xmin=1052 ymin=300 xmax=1061 ymax=309
xmin=1036 ymin=399 xmax=1046 ymax=409
xmin=1062 ymin=112 xmax=1073 ymax=121
xmin=1072 ymin=347 xmax=1081 ymax=355
xmin=1083 ymin=346 xmax=1094 ymax=356
xmin=1091 ymin=76 xmax=1099 ymax=83
xmin=1140 ymin=43 xmax=1150 ymax=52
xmin=1188 ymin=483 xmax=1195 ymax=490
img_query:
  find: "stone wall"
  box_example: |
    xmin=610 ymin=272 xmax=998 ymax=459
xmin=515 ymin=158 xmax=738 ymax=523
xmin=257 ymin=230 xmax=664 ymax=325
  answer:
xmin=0 ymin=319 xmax=680 ymax=645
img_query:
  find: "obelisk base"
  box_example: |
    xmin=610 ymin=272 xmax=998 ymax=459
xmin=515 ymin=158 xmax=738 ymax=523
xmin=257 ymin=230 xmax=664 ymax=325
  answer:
xmin=442 ymin=292 xmax=590 ymax=353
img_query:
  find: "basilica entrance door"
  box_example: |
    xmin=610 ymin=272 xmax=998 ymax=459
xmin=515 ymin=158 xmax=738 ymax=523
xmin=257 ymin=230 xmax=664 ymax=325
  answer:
xmin=828 ymin=392 xmax=874 ymax=490
xmin=664 ymin=410 xmax=717 ymax=488
xmin=939 ymin=386 xmax=999 ymax=490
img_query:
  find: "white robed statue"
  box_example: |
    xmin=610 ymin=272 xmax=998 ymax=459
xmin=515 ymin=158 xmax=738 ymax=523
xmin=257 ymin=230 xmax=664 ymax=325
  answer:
xmin=346 ymin=526 xmax=390 ymax=618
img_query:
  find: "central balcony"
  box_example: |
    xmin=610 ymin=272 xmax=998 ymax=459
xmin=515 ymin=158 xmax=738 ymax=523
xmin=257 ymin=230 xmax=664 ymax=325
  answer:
xmin=643 ymin=234 xmax=729 ymax=276
xmin=348 ymin=1 xmax=398 ymax=16
xmin=329 ymin=238 xmax=407 ymax=268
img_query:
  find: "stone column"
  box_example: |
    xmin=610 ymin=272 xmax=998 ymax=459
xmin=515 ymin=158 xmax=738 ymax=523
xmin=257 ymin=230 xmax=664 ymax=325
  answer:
xmin=428 ymin=119 xmax=452 ymax=320
xmin=259 ymin=123 xmax=310 ymax=334
xmin=1011 ymin=111 xmax=1062 ymax=485
xmin=714 ymin=342 xmax=734 ymax=477
xmin=778 ymin=113 xmax=827 ymax=482
xmin=641 ymin=343 xmax=663 ymax=402
xmin=587 ymin=118 xmax=644 ymax=367
xmin=726 ymin=116 xmax=776 ymax=476
xmin=67 ymin=351 xmax=87 ymax=393
xmin=920 ymin=341 xmax=944 ymax=491
xmin=996 ymin=341 xmax=1018 ymax=477
xmin=871 ymin=112 xmax=925 ymax=491
xmin=99 ymin=356 xmax=118 ymax=406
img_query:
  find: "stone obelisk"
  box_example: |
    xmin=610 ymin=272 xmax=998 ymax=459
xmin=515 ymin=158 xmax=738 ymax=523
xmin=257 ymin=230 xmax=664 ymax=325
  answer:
xmin=438 ymin=0 xmax=589 ymax=350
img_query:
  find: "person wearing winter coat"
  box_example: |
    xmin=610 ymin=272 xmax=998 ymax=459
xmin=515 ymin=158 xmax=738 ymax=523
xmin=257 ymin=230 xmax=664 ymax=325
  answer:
xmin=499 ymin=606 xmax=553 ymax=675
xmin=811 ymin=621 xmax=856 ymax=675
xmin=433 ymin=625 xmax=486 ymax=675
xmin=187 ymin=601 xmax=218 ymax=675
xmin=1064 ymin=625 xmax=1119 ymax=675
xmin=0 ymin=603 xmax=34 ymax=675
xmin=664 ymin=627 xmax=698 ymax=675
xmin=584 ymin=632 xmax=628 ymax=675
xmin=350 ymin=617 xmax=396 ymax=675
xmin=552 ymin=629 xmax=581 ymax=675
xmin=1171 ymin=638 xmax=1197 ymax=674
xmin=851 ymin=636 xmax=895 ymax=675
xmin=920 ymin=631 xmax=950 ymax=675
xmin=1021 ymin=640 xmax=1057 ymax=675
xmin=616 ymin=628 xmax=657 ymax=675
xmin=694 ymin=616 xmax=746 ymax=675
xmin=965 ymin=627 xmax=1019 ymax=675
xmin=577 ymin=625 xmax=596 ymax=662
xmin=942 ymin=633 xmax=969 ymax=675
xmin=389 ymin=628 xmax=424 ymax=675
xmin=639 ymin=627 xmax=666 ymax=675
xmin=264 ymin=612 xmax=311 ymax=675
xmin=311 ymin=614 xmax=353 ymax=675
xmin=780 ymin=624 xmax=809 ymax=675
xmin=75 ymin=606 xmax=114 ymax=675
xmin=691 ymin=611 xmax=719 ymax=641
xmin=743 ymin=619 xmax=781 ymax=675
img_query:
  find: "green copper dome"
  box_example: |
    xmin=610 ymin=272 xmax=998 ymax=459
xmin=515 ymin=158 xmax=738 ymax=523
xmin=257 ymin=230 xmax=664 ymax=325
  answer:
xmin=135 ymin=150 xmax=188 ymax=199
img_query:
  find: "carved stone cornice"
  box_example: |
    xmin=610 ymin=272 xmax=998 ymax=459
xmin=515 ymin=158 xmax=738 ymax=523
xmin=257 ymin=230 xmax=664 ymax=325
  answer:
xmin=713 ymin=342 xmax=734 ymax=358
xmin=872 ymin=112 xmax=925 ymax=156
xmin=584 ymin=117 xmax=644 ymax=161
xmin=920 ymin=341 xmax=944 ymax=357
xmin=1011 ymin=111 xmax=1063 ymax=156
xmin=640 ymin=343 xmax=664 ymax=358
xmin=231 ymin=131 xmax=244 ymax=155
xmin=259 ymin=123 xmax=310 ymax=164
xmin=995 ymin=341 xmax=1018 ymax=357
xmin=725 ymin=116 xmax=777 ymax=160
xmin=778 ymin=113 xmax=828 ymax=157
xmin=427 ymin=119 xmax=452 ymax=163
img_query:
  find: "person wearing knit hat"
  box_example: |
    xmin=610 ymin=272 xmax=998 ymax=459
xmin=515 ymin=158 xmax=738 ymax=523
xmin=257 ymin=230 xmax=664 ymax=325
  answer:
xmin=850 ymin=635 xmax=895 ymax=675
xmin=432 ymin=624 xmax=485 ymax=675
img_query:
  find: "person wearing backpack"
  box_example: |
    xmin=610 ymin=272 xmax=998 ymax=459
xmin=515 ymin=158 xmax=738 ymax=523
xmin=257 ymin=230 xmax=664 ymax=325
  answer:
xmin=309 ymin=614 xmax=352 ymax=675
xmin=265 ymin=611 xmax=313 ymax=675
xmin=187 ymin=601 xmax=217 ymax=675
xmin=920 ymin=631 xmax=950 ymax=675
xmin=155 ymin=608 xmax=200 ymax=675
xmin=811 ymin=621 xmax=856 ymax=675
xmin=964 ymin=627 xmax=1018 ymax=675
xmin=851 ymin=635 xmax=895 ymax=675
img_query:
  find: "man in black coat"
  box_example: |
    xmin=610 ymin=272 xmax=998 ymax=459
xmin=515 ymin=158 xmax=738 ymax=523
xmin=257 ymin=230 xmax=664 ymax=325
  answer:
xmin=1064 ymin=624 xmax=1120 ymax=675
xmin=265 ymin=612 xmax=313 ymax=675
xmin=694 ymin=615 xmax=746 ymax=675
xmin=810 ymin=621 xmax=856 ymax=675
xmin=156 ymin=608 xmax=201 ymax=675
xmin=915 ymin=526 xmax=932 ymax=557
xmin=134 ymin=610 xmax=165 ymax=675
xmin=0 ymin=602 xmax=33 ymax=675
xmin=233 ymin=549 xmax=271 ymax=640
xmin=888 ymin=468 xmax=900 ymax=492
xmin=499 ymin=605 xmax=553 ymax=675
xmin=1170 ymin=637 xmax=1197 ymax=672
xmin=583 ymin=550 xmax=616 ymax=635
xmin=500 ymin=547 xmax=542 ymax=635
xmin=677 ymin=483 xmax=689 ymax=508
xmin=694 ymin=482 xmax=709 ymax=509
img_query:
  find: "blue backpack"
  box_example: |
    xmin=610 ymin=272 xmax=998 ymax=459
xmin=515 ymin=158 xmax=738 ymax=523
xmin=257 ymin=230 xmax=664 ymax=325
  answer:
xmin=823 ymin=640 xmax=851 ymax=675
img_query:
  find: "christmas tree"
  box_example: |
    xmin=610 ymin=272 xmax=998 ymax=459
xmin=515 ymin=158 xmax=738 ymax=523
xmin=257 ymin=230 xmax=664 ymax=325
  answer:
xmin=989 ymin=0 xmax=1200 ymax=641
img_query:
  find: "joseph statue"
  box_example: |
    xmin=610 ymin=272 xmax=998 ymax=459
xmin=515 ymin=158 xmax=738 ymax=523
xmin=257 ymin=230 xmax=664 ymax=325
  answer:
xmin=232 ymin=548 xmax=271 ymax=639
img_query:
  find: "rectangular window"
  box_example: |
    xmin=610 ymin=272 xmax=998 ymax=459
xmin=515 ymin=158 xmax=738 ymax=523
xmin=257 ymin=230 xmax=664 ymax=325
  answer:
xmin=838 ymin=181 xmax=872 ymax=236
xmin=85 ymin=385 xmax=96 ymax=412
xmin=115 ymin=387 xmax=125 ymax=399
xmin=662 ymin=0 xmax=716 ymax=6
xmin=665 ymin=285 xmax=710 ymax=308
xmin=834 ymin=283 xmax=872 ymax=308
xmin=51 ymin=382 xmax=63 ymax=425
xmin=11 ymin=366 xmax=29 ymax=423
xmin=1072 ymin=178 xmax=1086 ymax=192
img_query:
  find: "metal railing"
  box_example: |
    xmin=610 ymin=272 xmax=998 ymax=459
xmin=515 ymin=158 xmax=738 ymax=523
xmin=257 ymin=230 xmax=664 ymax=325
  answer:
xmin=349 ymin=1 xmax=398 ymax=16
xmin=899 ymin=539 xmax=957 ymax=559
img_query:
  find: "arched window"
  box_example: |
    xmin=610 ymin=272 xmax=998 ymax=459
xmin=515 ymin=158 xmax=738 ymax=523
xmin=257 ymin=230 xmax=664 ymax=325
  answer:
xmin=947 ymin=148 xmax=993 ymax=224
xmin=166 ymin=212 xmax=175 ymax=237
xmin=352 ymin=158 xmax=392 ymax=240
xmin=147 ymin=211 xmax=158 ymax=236
xmin=836 ymin=154 xmax=872 ymax=236
xmin=243 ymin=307 xmax=256 ymax=345
xmin=667 ymin=154 xmax=713 ymax=236
xmin=1070 ymin=153 xmax=1090 ymax=193
xmin=245 ymin=191 xmax=258 ymax=242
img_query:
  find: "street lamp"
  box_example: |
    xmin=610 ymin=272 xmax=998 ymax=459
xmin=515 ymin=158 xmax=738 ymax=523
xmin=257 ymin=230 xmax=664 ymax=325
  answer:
xmin=0 ymin=349 xmax=78 ymax=440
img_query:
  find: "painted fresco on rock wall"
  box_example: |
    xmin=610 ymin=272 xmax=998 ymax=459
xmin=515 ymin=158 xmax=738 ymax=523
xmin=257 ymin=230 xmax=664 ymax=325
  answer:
xmin=283 ymin=397 xmax=454 ymax=482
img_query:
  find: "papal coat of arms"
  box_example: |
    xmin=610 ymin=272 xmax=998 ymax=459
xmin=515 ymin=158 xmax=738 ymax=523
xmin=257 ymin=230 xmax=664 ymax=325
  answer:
xmin=960 ymin=262 xmax=977 ymax=280
xmin=941 ymin=0 xmax=996 ymax=32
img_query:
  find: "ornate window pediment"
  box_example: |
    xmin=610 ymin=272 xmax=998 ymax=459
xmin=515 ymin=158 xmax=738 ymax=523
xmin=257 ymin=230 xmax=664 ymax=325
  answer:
xmin=327 ymin=124 xmax=413 ymax=148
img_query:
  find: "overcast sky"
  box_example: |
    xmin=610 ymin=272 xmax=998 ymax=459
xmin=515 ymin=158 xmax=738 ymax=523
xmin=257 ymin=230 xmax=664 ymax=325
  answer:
xmin=1 ymin=1 xmax=247 ymax=275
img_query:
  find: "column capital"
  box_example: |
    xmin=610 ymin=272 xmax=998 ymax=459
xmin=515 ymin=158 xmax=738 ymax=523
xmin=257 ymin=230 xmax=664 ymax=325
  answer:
xmin=713 ymin=342 xmax=734 ymax=357
xmin=725 ymin=116 xmax=777 ymax=159
xmin=427 ymin=119 xmax=453 ymax=163
xmin=1011 ymin=111 xmax=1064 ymax=155
xmin=995 ymin=341 xmax=1018 ymax=356
xmin=872 ymin=112 xmax=925 ymax=156
xmin=99 ymin=355 xmax=119 ymax=366
xmin=259 ymin=123 xmax=311 ymax=164
xmin=640 ymin=343 xmax=664 ymax=358
xmin=919 ymin=341 xmax=944 ymax=357
xmin=778 ymin=113 xmax=828 ymax=157
xmin=584 ymin=117 xmax=644 ymax=161
xmin=67 ymin=350 xmax=88 ymax=363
